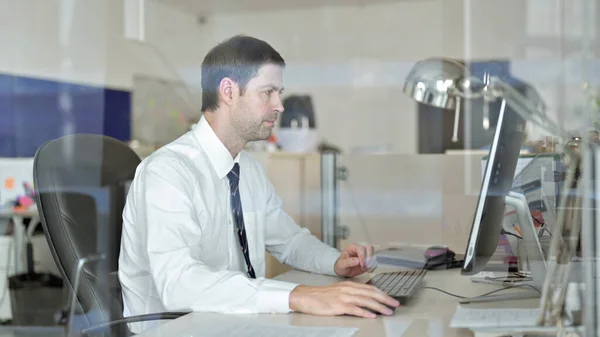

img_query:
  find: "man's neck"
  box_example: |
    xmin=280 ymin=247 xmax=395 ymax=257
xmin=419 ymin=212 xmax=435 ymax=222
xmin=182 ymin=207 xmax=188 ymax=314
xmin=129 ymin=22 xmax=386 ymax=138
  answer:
xmin=203 ymin=111 xmax=246 ymax=158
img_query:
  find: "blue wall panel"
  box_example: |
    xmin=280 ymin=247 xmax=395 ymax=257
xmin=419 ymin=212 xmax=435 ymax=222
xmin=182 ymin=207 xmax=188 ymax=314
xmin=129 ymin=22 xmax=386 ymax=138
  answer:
xmin=0 ymin=75 xmax=15 ymax=156
xmin=0 ymin=73 xmax=131 ymax=157
xmin=104 ymin=88 xmax=131 ymax=141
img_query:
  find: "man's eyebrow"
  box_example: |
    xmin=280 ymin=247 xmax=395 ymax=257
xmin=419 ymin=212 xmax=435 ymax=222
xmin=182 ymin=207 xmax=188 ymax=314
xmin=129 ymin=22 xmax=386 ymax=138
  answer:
xmin=260 ymin=85 xmax=284 ymax=91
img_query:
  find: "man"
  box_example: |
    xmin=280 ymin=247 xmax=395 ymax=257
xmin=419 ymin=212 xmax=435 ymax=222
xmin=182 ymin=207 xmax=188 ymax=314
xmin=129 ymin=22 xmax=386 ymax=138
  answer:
xmin=118 ymin=35 xmax=399 ymax=333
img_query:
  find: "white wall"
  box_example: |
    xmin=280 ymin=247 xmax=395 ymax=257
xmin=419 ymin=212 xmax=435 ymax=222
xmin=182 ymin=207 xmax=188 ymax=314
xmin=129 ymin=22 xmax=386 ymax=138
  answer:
xmin=177 ymin=0 xmax=584 ymax=154
xmin=0 ymin=0 xmax=595 ymax=151
xmin=185 ymin=1 xmax=451 ymax=154
xmin=0 ymin=0 xmax=203 ymax=90
xmin=177 ymin=0 xmax=597 ymax=153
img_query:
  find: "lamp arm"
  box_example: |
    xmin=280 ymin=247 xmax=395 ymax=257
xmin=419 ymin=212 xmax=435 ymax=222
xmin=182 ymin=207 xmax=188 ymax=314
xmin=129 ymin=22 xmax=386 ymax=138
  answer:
xmin=488 ymin=77 xmax=564 ymax=138
xmin=451 ymin=98 xmax=461 ymax=142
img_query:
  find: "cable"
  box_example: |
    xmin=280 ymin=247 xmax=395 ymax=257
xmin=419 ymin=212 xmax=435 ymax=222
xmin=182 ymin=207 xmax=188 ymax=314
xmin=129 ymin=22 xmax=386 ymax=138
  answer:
xmin=420 ymin=286 xmax=467 ymax=299
xmin=341 ymin=179 xmax=372 ymax=244
xmin=500 ymin=228 xmax=522 ymax=239
xmin=421 ymin=283 xmax=540 ymax=300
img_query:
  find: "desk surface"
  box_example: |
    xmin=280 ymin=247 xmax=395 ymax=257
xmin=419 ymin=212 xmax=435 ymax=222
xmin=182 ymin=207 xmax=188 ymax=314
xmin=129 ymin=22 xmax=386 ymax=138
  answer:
xmin=135 ymin=267 xmax=540 ymax=337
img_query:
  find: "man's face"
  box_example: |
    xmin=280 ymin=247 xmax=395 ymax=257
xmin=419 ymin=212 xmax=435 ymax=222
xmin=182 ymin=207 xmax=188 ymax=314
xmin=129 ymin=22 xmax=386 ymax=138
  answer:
xmin=231 ymin=63 xmax=284 ymax=142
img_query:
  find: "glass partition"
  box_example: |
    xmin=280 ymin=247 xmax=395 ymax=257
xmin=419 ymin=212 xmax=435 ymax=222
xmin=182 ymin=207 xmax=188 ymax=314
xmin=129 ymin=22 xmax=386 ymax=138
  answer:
xmin=336 ymin=154 xmax=446 ymax=248
xmin=1 ymin=0 xmax=598 ymax=335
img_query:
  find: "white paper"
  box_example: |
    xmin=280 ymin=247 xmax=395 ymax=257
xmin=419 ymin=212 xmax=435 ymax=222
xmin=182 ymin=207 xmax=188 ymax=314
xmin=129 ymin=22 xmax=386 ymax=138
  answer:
xmin=191 ymin=322 xmax=358 ymax=337
xmin=450 ymin=306 xmax=541 ymax=329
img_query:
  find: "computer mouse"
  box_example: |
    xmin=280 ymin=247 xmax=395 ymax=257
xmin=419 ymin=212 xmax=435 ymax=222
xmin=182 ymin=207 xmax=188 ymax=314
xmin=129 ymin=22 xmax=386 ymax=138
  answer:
xmin=424 ymin=245 xmax=455 ymax=261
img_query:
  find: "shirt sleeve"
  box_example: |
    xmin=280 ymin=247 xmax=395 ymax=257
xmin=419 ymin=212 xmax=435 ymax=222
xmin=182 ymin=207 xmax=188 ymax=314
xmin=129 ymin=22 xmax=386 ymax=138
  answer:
xmin=138 ymin=159 xmax=299 ymax=313
xmin=257 ymin=163 xmax=341 ymax=276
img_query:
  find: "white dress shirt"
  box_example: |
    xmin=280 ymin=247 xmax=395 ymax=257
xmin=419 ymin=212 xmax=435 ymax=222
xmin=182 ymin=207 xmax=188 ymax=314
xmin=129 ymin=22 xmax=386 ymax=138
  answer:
xmin=118 ymin=116 xmax=341 ymax=333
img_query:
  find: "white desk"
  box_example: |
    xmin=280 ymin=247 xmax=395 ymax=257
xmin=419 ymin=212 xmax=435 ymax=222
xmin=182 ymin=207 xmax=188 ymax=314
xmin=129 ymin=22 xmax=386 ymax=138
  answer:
xmin=135 ymin=267 xmax=540 ymax=337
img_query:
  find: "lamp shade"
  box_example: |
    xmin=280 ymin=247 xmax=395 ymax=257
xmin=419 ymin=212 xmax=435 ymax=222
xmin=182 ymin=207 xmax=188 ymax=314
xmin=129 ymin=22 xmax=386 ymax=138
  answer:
xmin=403 ymin=58 xmax=475 ymax=110
xmin=404 ymin=57 xmax=561 ymax=139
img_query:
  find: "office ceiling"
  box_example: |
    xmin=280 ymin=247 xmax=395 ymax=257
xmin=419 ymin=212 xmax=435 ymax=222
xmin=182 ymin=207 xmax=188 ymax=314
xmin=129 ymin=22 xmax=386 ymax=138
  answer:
xmin=153 ymin=0 xmax=411 ymax=15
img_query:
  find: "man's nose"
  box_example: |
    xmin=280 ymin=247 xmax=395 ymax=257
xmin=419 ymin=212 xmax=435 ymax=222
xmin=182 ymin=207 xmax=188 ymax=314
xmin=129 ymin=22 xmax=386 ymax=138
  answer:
xmin=273 ymin=95 xmax=284 ymax=112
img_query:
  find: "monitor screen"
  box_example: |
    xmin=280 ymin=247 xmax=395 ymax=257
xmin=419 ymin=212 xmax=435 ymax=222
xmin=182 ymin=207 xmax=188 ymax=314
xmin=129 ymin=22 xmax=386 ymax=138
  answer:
xmin=461 ymin=99 xmax=526 ymax=275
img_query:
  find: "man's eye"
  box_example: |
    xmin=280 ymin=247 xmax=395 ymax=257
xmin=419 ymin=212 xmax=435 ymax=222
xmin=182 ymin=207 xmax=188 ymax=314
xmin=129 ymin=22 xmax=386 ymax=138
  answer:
xmin=265 ymin=90 xmax=273 ymax=95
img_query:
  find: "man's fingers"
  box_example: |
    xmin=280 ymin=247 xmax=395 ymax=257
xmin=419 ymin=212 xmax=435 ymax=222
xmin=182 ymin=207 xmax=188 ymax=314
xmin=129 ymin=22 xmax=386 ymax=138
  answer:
xmin=343 ymin=304 xmax=377 ymax=319
xmin=367 ymin=245 xmax=375 ymax=258
xmin=353 ymin=245 xmax=367 ymax=268
xmin=364 ymin=286 xmax=400 ymax=308
xmin=344 ymin=295 xmax=393 ymax=316
xmin=371 ymin=291 xmax=400 ymax=308
xmin=339 ymin=257 xmax=360 ymax=269
xmin=365 ymin=246 xmax=377 ymax=272
xmin=343 ymin=243 xmax=371 ymax=269
xmin=342 ymin=283 xmax=400 ymax=308
xmin=341 ymin=281 xmax=381 ymax=293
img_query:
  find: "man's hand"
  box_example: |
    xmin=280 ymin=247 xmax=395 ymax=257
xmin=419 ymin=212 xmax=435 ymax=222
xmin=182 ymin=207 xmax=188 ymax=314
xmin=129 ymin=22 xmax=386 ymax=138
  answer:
xmin=334 ymin=243 xmax=376 ymax=278
xmin=289 ymin=282 xmax=400 ymax=318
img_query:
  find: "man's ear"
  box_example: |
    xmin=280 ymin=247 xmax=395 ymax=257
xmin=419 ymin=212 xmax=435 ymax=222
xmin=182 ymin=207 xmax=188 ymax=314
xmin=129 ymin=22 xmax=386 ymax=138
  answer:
xmin=218 ymin=77 xmax=238 ymax=106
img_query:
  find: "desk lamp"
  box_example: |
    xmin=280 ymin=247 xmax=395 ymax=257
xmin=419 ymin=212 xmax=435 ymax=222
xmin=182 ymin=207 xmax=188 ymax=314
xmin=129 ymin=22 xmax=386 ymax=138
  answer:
xmin=402 ymin=57 xmax=561 ymax=142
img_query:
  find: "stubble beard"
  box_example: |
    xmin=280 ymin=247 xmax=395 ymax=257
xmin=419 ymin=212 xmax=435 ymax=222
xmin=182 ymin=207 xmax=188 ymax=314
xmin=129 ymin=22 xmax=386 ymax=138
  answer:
xmin=232 ymin=103 xmax=272 ymax=143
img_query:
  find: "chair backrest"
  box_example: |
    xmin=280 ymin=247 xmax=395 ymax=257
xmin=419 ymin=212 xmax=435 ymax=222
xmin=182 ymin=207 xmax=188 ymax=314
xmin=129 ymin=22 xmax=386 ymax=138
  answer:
xmin=33 ymin=134 xmax=141 ymax=330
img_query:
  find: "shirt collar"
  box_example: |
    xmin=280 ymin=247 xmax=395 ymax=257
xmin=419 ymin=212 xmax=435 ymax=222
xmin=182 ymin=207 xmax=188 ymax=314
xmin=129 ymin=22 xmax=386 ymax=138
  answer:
xmin=193 ymin=115 xmax=240 ymax=180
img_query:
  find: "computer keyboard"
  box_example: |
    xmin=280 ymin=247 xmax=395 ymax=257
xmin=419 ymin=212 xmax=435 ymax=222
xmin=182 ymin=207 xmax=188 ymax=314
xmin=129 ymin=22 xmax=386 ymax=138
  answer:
xmin=366 ymin=269 xmax=427 ymax=303
xmin=450 ymin=307 xmax=542 ymax=329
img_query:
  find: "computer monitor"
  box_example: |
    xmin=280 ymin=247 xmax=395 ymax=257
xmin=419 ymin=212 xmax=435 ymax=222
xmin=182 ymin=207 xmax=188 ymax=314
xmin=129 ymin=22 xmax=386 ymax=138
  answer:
xmin=461 ymin=99 xmax=527 ymax=275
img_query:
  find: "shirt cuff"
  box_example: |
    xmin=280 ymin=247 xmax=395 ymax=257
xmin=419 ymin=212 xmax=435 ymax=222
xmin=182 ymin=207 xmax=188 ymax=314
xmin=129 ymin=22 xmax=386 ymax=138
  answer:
xmin=321 ymin=248 xmax=342 ymax=276
xmin=257 ymin=279 xmax=299 ymax=313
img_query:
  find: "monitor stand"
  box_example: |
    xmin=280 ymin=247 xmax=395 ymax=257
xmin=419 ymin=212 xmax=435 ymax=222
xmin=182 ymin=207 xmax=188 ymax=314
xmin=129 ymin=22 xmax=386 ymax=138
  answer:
xmin=460 ymin=191 xmax=548 ymax=304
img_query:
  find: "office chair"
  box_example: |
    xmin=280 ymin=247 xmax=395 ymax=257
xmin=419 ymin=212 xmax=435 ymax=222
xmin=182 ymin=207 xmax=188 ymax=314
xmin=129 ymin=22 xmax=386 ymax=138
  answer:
xmin=33 ymin=134 xmax=188 ymax=337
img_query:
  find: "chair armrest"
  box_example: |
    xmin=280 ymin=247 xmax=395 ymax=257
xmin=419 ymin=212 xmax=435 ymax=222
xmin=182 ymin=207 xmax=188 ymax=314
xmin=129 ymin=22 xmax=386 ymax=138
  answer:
xmin=81 ymin=311 xmax=189 ymax=336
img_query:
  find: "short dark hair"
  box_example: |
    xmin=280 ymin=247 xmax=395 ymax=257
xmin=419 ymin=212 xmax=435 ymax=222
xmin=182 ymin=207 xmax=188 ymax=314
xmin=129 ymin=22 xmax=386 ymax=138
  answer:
xmin=201 ymin=35 xmax=286 ymax=112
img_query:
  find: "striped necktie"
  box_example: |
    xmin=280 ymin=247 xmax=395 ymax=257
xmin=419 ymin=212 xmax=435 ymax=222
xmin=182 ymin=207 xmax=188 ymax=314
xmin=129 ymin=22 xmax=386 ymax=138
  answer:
xmin=227 ymin=163 xmax=256 ymax=279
